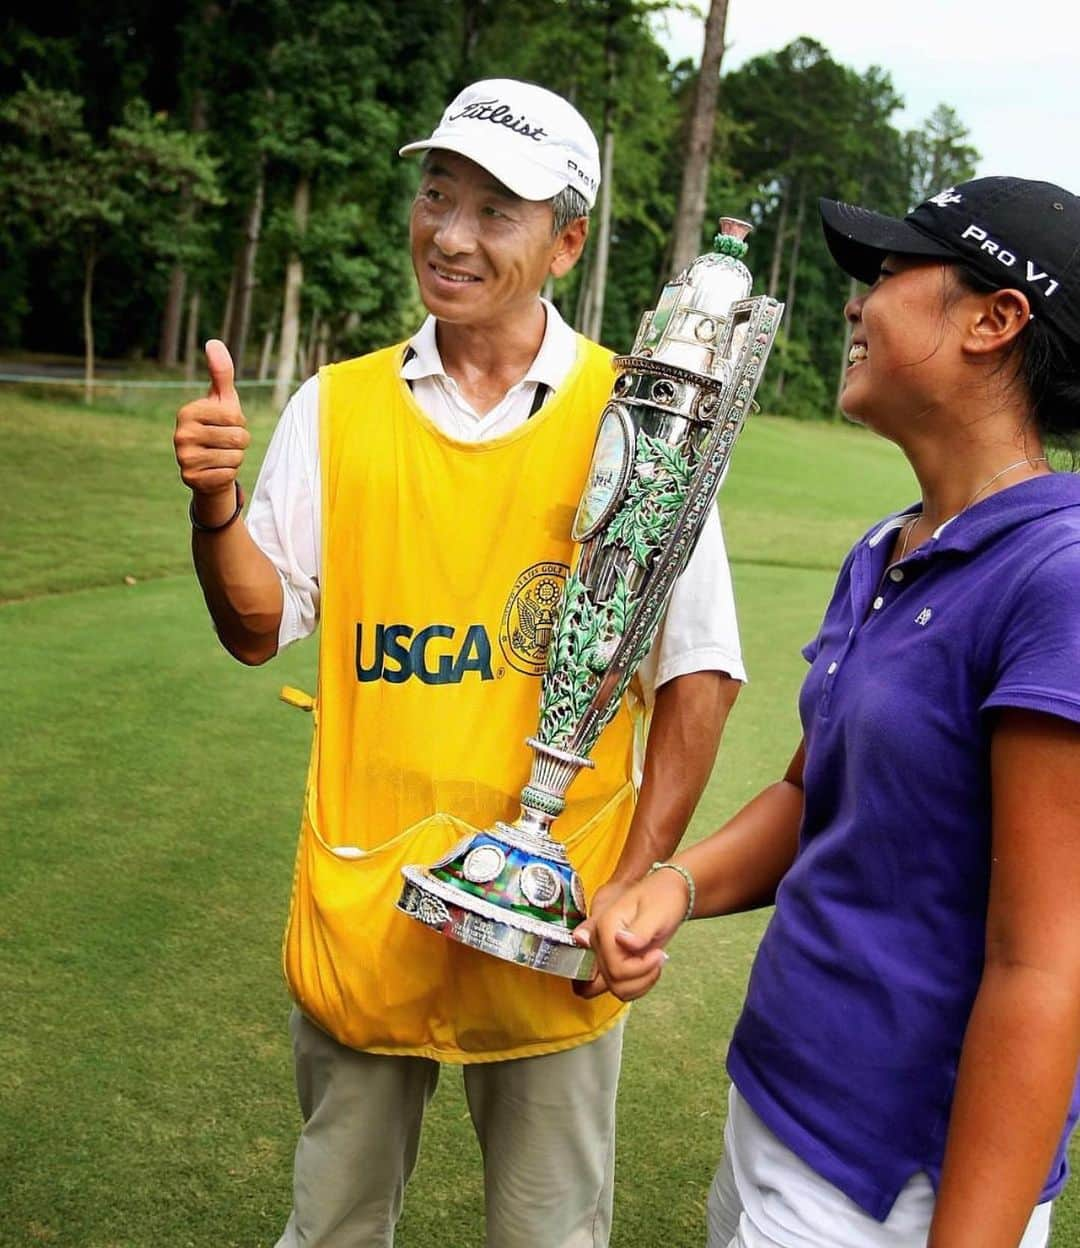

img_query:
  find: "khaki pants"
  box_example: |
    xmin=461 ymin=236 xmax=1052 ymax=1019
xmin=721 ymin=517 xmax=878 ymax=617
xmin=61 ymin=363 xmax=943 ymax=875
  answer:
xmin=274 ymin=1007 xmax=625 ymax=1248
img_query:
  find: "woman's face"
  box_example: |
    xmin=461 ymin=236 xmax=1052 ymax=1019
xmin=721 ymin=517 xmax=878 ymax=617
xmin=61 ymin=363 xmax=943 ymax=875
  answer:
xmin=839 ymin=255 xmax=964 ymax=432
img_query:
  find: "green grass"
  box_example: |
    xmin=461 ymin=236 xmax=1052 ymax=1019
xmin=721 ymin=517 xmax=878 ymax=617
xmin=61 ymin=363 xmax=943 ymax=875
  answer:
xmin=0 ymin=388 xmax=1075 ymax=1246
xmin=0 ymin=389 xmax=281 ymax=602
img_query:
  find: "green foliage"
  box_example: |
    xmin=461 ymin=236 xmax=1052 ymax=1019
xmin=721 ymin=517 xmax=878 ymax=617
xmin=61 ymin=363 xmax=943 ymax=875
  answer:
xmin=716 ymin=38 xmax=968 ymax=417
xmin=0 ymin=6 xmax=981 ymax=409
xmin=0 ymin=81 xmax=116 ymax=241
xmin=904 ymin=102 xmax=980 ymax=208
xmin=0 ymin=77 xmax=220 ymax=372
xmin=254 ymin=2 xmax=398 ymax=175
xmin=756 ymin=331 xmax=832 ymax=419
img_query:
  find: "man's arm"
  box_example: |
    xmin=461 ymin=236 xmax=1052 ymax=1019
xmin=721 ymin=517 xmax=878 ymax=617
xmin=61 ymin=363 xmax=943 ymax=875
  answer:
xmin=174 ymin=340 xmax=283 ymax=665
xmin=575 ymin=668 xmax=740 ymax=997
xmin=605 ymin=669 xmax=740 ymax=886
xmin=593 ymin=503 xmax=744 ymax=893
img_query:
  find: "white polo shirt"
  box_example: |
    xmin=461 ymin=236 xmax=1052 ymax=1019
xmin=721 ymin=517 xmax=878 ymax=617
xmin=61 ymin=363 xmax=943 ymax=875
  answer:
xmin=245 ymin=299 xmax=746 ymax=698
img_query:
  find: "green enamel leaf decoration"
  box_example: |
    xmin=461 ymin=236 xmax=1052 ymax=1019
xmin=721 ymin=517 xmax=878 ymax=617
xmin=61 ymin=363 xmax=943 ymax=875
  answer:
xmin=536 ymin=433 xmax=702 ymax=752
xmin=601 ymin=430 xmax=699 ymax=568
xmin=537 ymin=568 xmax=640 ymax=751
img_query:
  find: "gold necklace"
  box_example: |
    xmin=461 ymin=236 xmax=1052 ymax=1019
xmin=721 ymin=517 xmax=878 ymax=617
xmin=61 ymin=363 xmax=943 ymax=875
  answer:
xmin=895 ymin=456 xmax=1048 ymax=561
xmin=962 ymin=456 xmax=1048 ymax=510
xmin=895 ymin=515 xmax=919 ymax=561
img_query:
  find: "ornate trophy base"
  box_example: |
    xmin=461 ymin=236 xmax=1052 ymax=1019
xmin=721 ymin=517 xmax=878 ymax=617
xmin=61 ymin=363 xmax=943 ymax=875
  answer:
xmin=396 ymin=818 xmax=596 ymax=981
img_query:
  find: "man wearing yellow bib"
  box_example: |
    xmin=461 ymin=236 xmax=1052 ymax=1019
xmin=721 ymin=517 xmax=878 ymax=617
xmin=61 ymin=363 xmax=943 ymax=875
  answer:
xmin=174 ymin=79 xmax=745 ymax=1248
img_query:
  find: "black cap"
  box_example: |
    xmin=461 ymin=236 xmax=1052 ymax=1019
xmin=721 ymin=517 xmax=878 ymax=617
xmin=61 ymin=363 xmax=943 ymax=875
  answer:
xmin=819 ymin=177 xmax=1080 ymax=350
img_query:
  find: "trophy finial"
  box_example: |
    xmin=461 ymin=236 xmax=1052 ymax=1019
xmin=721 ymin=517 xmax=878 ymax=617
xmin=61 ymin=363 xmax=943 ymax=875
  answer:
xmin=713 ymin=217 xmax=752 ymax=260
xmin=718 ymin=217 xmax=753 ymax=240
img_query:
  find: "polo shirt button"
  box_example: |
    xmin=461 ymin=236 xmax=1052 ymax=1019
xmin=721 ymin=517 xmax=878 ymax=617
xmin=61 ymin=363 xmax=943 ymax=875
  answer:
xmin=827 ymin=661 xmax=838 ymax=675
xmin=889 ymin=568 xmax=904 ymax=582
xmin=872 ymin=596 xmax=885 ymax=610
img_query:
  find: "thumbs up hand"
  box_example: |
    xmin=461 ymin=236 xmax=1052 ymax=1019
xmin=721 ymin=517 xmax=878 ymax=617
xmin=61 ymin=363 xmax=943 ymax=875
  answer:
xmin=204 ymin=337 xmax=239 ymax=406
xmin=174 ymin=340 xmax=251 ymax=506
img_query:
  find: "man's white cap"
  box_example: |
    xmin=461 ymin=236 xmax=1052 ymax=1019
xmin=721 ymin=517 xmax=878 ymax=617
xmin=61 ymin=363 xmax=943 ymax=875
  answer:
xmin=399 ymin=78 xmax=601 ymax=209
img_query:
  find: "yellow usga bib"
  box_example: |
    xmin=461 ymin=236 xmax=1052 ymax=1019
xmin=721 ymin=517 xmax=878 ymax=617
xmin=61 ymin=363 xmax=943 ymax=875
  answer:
xmin=282 ymin=337 xmax=638 ymax=1061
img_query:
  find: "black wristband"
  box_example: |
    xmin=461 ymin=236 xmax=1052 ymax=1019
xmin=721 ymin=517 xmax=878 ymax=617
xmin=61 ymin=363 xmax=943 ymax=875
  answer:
xmin=190 ymin=482 xmax=244 ymax=533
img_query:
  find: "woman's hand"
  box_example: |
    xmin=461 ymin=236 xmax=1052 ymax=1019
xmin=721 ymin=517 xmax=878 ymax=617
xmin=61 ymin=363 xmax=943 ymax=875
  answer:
xmin=573 ymin=869 xmax=690 ymax=1001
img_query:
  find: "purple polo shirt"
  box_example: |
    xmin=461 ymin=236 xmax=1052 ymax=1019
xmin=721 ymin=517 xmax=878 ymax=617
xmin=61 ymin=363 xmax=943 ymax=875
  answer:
xmin=727 ymin=473 xmax=1080 ymax=1221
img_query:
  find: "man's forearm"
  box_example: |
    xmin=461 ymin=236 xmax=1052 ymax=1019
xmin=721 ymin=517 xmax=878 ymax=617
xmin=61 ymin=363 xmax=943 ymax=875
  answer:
xmin=608 ymin=670 xmax=740 ymax=884
xmin=192 ymin=515 xmax=284 ymax=666
xmin=176 ymin=342 xmax=284 ymax=665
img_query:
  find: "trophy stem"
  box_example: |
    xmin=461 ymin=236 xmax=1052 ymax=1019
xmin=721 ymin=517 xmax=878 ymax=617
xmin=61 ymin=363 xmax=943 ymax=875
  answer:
xmin=519 ymin=736 xmax=594 ymax=824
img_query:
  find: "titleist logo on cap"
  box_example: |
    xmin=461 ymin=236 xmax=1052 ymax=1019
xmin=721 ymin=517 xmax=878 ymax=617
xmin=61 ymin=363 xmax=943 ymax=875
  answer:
xmin=446 ymin=98 xmax=548 ymax=142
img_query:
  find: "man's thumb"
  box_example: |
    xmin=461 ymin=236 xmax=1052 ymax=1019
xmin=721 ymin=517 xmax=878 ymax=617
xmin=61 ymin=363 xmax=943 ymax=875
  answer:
xmin=205 ymin=339 xmax=237 ymax=402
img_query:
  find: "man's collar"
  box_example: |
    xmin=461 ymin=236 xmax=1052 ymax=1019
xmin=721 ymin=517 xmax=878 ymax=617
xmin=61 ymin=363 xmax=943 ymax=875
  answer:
xmin=401 ymin=298 xmax=575 ymax=389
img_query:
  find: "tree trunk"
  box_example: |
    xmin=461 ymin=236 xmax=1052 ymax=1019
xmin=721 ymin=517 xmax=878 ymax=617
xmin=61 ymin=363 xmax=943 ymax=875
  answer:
xmin=219 ymin=263 xmax=238 ymax=343
xmin=303 ymin=306 xmax=319 ymax=378
xmin=774 ymin=184 xmax=806 ymax=401
xmin=574 ymin=241 xmax=595 ymax=332
xmin=273 ymin=174 xmax=311 ymax=411
xmin=583 ymin=39 xmax=617 ymax=343
xmin=583 ymin=124 xmax=614 ymax=341
xmin=183 ymin=287 xmax=201 ymax=383
xmin=229 ymin=158 xmax=265 ymax=379
xmin=162 ymin=75 xmax=208 ymax=368
xmin=315 ymin=319 xmax=330 ymax=370
xmin=159 ymin=265 xmax=187 ymax=367
xmin=258 ymin=321 xmax=276 ymax=382
xmin=667 ymin=0 xmax=730 ymax=277
xmin=460 ymin=0 xmax=488 ymax=83
xmin=767 ymin=178 xmax=789 ymax=300
xmin=83 ymin=240 xmax=97 ymax=404
xmin=783 ymin=184 xmax=806 ymax=324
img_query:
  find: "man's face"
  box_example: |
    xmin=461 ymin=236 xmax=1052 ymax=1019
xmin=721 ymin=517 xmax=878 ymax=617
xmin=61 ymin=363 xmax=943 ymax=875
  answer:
xmin=409 ymin=150 xmax=585 ymax=331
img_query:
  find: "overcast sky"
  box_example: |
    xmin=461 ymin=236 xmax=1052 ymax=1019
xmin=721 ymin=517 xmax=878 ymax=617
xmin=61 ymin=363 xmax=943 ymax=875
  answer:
xmin=653 ymin=0 xmax=1080 ymax=199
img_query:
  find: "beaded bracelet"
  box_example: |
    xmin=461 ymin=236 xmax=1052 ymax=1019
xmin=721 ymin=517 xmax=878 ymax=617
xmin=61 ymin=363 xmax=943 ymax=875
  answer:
xmin=648 ymin=860 xmax=696 ymax=923
xmin=189 ymin=482 xmax=244 ymax=534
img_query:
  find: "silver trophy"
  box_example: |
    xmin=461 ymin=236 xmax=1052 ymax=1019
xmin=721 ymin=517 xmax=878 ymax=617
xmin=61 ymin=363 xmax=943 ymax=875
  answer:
xmin=397 ymin=219 xmax=783 ymax=979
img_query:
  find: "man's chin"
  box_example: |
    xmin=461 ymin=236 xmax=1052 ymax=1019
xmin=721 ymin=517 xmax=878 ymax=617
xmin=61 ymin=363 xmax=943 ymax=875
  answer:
xmin=422 ymin=302 xmax=485 ymax=327
xmin=418 ymin=286 xmax=485 ymax=323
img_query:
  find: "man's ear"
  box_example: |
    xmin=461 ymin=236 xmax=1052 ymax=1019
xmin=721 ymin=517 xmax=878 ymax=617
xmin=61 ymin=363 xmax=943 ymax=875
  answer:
xmin=551 ymin=217 xmax=589 ymax=279
xmin=964 ymin=287 xmax=1031 ymax=358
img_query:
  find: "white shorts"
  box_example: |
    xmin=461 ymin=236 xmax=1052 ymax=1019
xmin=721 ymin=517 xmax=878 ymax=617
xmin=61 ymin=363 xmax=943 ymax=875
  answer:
xmin=707 ymin=1085 xmax=1053 ymax=1248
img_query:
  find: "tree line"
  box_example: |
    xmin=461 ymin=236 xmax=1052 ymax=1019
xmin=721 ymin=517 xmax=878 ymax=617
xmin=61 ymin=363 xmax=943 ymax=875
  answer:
xmin=0 ymin=1 xmax=978 ymax=414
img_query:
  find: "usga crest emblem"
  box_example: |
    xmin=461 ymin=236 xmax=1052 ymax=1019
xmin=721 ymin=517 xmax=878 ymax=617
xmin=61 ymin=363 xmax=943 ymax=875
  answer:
xmin=499 ymin=561 xmax=569 ymax=676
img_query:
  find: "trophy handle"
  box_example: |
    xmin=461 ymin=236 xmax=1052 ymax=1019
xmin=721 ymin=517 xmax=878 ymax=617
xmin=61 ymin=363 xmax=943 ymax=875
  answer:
xmin=549 ymin=294 xmax=784 ymax=763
